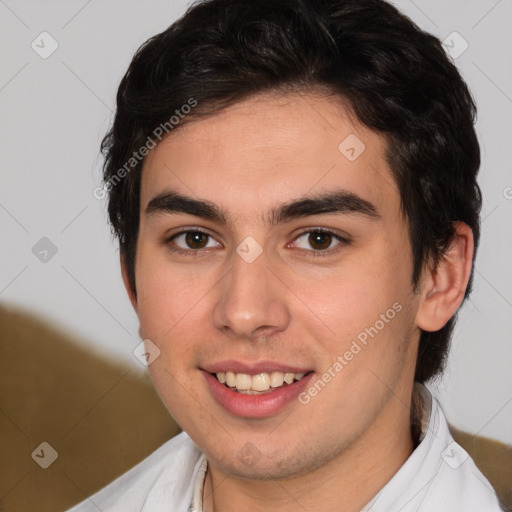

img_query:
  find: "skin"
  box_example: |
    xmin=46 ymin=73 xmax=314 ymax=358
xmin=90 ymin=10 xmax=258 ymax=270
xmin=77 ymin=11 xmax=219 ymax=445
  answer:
xmin=122 ymin=92 xmax=474 ymax=512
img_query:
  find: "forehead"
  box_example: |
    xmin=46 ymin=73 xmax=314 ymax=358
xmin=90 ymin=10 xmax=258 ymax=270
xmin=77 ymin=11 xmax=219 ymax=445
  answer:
xmin=140 ymin=92 xmax=399 ymax=221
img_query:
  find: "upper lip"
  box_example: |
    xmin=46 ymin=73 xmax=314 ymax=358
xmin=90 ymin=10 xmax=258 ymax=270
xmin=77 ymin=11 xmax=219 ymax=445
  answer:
xmin=202 ymin=360 xmax=312 ymax=375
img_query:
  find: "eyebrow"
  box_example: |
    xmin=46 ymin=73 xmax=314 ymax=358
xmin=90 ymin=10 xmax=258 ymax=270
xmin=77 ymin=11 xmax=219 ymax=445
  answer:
xmin=145 ymin=189 xmax=380 ymax=225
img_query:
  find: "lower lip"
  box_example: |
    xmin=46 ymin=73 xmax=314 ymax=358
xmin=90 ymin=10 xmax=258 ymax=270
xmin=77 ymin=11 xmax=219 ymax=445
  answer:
xmin=202 ymin=371 xmax=314 ymax=419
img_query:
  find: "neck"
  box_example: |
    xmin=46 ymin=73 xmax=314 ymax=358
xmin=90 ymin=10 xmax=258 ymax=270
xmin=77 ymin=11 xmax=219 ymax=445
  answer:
xmin=203 ymin=387 xmax=416 ymax=512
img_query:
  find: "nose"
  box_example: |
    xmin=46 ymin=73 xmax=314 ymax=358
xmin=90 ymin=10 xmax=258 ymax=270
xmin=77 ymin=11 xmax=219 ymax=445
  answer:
xmin=212 ymin=246 xmax=290 ymax=341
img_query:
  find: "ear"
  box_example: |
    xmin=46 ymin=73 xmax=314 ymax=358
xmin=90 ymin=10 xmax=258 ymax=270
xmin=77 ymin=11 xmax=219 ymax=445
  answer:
xmin=415 ymin=222 xmax=474 ymax=332
xmin=121 ymin=253 xmax=138 ymax=312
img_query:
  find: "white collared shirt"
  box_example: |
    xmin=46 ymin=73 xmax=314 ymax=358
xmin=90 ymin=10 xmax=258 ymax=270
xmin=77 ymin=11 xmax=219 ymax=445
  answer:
xmin=67 ymin=385 xmax=503 ymax=512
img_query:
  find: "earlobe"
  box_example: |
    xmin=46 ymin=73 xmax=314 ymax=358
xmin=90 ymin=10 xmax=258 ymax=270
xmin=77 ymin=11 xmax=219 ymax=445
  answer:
xmin=121 ymin=253 xmax=138 ymax=312
xmin=415 ymin=222 xmax=474 ymax=332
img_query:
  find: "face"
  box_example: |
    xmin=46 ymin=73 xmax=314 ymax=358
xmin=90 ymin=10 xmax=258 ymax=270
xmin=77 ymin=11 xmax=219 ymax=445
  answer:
xmin=130 ymin=92 xmax=422 ymax=479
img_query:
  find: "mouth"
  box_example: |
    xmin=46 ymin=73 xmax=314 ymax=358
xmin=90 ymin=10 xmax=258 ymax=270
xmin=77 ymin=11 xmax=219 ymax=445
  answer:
xmin=201 ymin=363 xmax=315 ymax=418
xmin=212 ymin=370 xmax=310 ymax=395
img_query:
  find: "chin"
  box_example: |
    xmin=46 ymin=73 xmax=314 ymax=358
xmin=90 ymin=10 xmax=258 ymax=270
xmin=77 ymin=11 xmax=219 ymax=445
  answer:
xmin=208 ymin=441 xmax=337 ymax=481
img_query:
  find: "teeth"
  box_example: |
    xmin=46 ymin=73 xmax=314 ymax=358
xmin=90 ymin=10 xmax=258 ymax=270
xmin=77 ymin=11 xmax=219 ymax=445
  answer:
xmin=235 ymin=373 xmax=252 ymax=390
xmin=283 ymin=372 xmax=295 ymax=384
xmin=270 ymin=371 xmax=284 ymax=388
xmin=215 ymin=370 xmax=307 ymax=393
xmin=226 ymin=371 xmax=236 ymax=387
xmin=252 ymin=373 xmax=270 ymax=391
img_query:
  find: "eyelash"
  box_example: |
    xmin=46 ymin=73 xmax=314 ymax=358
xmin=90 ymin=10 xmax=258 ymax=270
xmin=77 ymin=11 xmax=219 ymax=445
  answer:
xmin=165 ymin=227 xmax=349 ymax=258
xmin=291 ymin=228 xmax=349 ymax=257
xmin=164 ymin=228 xmax=213 ymax=257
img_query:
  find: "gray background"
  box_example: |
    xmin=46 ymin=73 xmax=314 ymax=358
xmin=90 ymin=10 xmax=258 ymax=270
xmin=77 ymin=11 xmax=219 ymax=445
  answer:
xmin=1 ymin=0 xmax=511 ymax=444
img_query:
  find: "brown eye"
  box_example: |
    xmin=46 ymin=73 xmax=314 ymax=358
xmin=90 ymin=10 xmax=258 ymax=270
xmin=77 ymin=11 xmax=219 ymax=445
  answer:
xmin=185 ymin=231 xmax=209 ymax=249
xmin=308 ymin=231 xmax=333 ymax=250
xmin=170 ymin=230 xmax=220 ymax=252
xmin=292 ymin=229 xmax=347 ymax=254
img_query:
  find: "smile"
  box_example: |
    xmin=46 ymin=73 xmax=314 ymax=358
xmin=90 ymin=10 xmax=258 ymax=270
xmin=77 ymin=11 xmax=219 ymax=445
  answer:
xmin=202 ymin=364 xmax=314 ymax=418
xmin=214 ymin=371 xmax=307 ymax=394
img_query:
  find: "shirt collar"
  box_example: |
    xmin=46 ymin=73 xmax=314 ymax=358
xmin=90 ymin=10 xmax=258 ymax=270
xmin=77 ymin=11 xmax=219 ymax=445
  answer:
xmin=190 ymin=454 xmax=208 ymax=512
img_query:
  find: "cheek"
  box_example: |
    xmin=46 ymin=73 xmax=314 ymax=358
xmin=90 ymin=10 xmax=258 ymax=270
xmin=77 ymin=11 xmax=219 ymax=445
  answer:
xmin=300 ymin=292 xmax=416 ymax=435
xmin=297 ymin=247 xmax=415 ymax=382
xmin=134 ymin=248 xmax=216 ymax=342
xmin=135 ymin=258 xmax=214 ymax=426
xmin=297 ymin=250 xmax=410 ymax=337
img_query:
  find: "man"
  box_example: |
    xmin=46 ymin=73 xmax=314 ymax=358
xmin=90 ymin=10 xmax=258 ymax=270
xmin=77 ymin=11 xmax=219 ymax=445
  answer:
xmin=68 ymin=0 xmax=504 ymax=510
